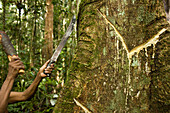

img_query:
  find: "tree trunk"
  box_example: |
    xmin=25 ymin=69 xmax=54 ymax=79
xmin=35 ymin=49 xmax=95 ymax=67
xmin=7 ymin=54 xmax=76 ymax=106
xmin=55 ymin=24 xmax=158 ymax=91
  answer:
xmin=53 ymin=0 xmax=169 ymax=112
xmin=43 ymin=0 xmax=53 ymax=62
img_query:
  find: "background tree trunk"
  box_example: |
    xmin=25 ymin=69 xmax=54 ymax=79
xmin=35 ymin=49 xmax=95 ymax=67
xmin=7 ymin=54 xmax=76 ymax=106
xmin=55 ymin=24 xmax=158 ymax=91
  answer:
xmin=53 ymin=0 xmax=169 ymax=112
xmin=43 ymin=0 xmax=54 ymax=62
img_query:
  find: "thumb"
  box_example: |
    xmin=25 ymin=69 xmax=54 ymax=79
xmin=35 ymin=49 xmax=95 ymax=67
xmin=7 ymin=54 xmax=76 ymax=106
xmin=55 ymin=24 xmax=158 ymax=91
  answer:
xmin=10 ymin=55 xmax=20 ymax=62
xmin=40 ymin=60 xmax=50 ymax=77
xmin=41 ymin=60 xmax=50 ymax=70
xmin=44 ymin=60 xmax=50 ymax=66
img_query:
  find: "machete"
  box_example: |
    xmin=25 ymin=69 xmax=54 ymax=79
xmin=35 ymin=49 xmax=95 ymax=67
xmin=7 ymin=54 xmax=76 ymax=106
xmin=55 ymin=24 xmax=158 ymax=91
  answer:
xmin=0 ymin=31 xmax=25 ymax=74
xmin=163 ymin=0 xmax=170 ymax=24
xmin=44 ymin=15 xmax=76 ymax=76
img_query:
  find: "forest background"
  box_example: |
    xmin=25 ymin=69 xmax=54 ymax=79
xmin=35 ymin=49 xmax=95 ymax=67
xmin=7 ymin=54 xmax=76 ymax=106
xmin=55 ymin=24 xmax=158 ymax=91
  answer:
xmin=0 ymin=0 xmax=169 ymax=112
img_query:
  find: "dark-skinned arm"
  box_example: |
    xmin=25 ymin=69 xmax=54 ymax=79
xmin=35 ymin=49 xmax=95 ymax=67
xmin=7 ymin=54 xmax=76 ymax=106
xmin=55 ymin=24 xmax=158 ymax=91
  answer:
xmin=8 ymin=60 xmax=54 ymax=103
xmin=0 ymin=56 xmax=24 ymax=113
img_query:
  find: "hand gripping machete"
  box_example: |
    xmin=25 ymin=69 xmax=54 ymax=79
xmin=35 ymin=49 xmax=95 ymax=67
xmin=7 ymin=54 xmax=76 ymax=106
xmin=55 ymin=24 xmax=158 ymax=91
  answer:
xmin=0 ymin=31 xmax=25 ymax=74
xmin=44 ymin=15 xmax=76 ymax=76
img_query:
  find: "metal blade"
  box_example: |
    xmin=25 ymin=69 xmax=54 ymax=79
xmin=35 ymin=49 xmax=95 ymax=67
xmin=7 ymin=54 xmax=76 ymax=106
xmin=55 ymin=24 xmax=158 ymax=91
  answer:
xmin=50 ymin=15 xmax=76 ymax=62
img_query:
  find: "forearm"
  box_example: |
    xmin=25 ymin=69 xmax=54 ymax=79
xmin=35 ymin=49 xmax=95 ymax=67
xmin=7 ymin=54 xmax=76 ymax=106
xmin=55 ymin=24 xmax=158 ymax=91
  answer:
xmin=8 ymin=60 xmax=53 ymax=103
xmin=23 ymin=73 xmax=42 ymax=98
xmin=0 ymin=76 xmax=15 ymax=112
xmin=8 ymin=73 xmax=42 ymax=103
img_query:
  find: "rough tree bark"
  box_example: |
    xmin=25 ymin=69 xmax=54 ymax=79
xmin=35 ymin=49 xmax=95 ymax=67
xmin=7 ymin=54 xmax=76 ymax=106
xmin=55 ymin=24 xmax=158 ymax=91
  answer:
xmin=53 ymin=0 xmax=169 ymax=112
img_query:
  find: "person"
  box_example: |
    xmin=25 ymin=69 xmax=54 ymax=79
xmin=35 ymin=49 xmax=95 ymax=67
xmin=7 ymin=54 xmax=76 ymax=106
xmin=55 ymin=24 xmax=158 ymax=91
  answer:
xmin=0 ymin=56 xmax=54 ymax=113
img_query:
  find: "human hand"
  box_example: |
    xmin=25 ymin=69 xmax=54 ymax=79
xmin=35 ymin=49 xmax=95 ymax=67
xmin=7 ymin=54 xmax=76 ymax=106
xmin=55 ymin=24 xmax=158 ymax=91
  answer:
xmin=7 ymin=56 xmax=25 ymax=79
xmin=38 ymin=60 xmax=54 ymax=77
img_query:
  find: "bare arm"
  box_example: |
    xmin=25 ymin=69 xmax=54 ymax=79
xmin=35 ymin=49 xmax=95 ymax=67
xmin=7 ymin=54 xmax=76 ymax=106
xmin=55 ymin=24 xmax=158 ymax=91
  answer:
xmin=8 ymin=60 xmax=54 ymax=103
xmin=8 ymin=74 xmax=42 ymax=103
xmin=0 ymin=77 xmax=15 ymax=112
xmin=0 ymin=56 xmax=24 ymax=113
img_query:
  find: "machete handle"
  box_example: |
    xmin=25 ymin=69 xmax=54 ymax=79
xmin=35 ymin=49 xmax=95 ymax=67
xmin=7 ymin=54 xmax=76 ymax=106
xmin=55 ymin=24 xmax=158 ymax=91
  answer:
xmin=43 ymin=60 xmax=55 ymax=76
xmin=8 ymin=55 xmax=25 ymax=74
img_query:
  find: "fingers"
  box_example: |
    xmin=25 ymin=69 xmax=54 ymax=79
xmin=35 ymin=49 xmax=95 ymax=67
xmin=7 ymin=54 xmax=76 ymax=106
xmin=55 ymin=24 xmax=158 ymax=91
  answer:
xmin=11 ymin=55 xmax=20 ymax=62
xmin=49 ymin=63 xmax=54 ymax=68
xmin=40 ymin=60 xmax=50 ymax=71
xmin=18 ymin=65 xmax=25 ymax=70
xmin=44 ymin=60 xmax=50 ymax=67
xmin=43 ymin=63 xmax=54 ymax=76
xmin=44 ymin=64 xmax=54 ymax=73
xmin=9 ymin=56 xmax=25 ymax=70
xmin=45 ymin=65 xmax=54 ymax=70
xmin=44 ymin=70 xmax=52 ymax=74
xmin=43 ymin=60 xmax=54 ymax=70
xmin=40 ymin=60 xmax=55 ymax=77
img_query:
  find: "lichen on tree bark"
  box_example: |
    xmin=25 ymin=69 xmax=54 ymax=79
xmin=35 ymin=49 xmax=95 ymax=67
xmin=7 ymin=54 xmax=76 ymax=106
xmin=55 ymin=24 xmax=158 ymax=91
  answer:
xmin=53 ymin=0 xmax=170 ymax=112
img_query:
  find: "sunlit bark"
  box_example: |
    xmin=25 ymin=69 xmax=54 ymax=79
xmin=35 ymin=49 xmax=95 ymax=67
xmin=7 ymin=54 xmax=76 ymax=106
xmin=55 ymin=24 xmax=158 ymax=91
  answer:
xmin=53 ymin=0 xmax=169 ymax=112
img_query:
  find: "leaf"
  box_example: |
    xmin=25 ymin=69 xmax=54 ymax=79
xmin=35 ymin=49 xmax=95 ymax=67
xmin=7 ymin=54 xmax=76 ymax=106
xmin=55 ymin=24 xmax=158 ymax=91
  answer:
xmin=50 ymin=99 xmax=57 ymax=106
xmin=131 ymin=57 xmax=139 ymax=67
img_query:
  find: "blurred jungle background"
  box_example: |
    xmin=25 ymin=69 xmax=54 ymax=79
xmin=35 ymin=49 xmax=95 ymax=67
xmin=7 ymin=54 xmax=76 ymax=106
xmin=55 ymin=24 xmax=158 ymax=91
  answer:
xmin=0 ymin=0 xmax=169 ymax=112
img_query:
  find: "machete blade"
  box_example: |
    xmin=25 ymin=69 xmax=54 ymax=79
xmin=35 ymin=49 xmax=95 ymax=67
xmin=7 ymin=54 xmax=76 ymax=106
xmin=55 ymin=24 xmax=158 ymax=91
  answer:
xmin=44 ymin=15 xmax=76 ymax=76
xmin=0 ymin=31 xmax=25 ymax=74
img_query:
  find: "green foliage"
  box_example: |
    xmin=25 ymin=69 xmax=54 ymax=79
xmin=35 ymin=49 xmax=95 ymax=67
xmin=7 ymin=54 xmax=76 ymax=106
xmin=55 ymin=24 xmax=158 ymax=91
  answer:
xmin=131 ymin=57 xmax=139 ymax=67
